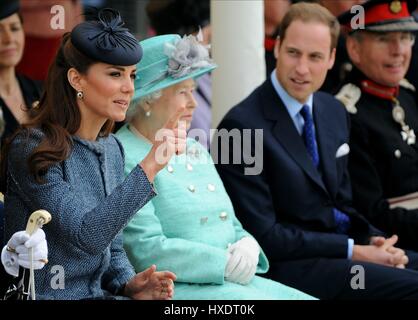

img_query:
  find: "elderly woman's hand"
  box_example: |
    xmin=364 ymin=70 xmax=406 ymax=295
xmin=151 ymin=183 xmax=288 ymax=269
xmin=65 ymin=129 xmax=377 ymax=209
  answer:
xmin=224 ymin=237 xmax=260 ymax=285
xmin=140 ymin=108 xmax=187 ymax=182
xmin=124 ymin=264 xmax=176 ymax=300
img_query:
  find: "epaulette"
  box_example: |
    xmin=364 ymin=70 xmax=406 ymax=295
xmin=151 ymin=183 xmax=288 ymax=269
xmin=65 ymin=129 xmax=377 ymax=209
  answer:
xmin=399 ymin=78 xmax=416 ymax=92
xmin=335 ymin=83 xmax=361 ymax=114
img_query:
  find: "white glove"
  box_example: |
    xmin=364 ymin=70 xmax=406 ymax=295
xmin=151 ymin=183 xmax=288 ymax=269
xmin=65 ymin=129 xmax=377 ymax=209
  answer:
xmin=224 ymin=236 xmax=260 ymax=285
xmin=1 ymin=229 xmax=48 ymax=277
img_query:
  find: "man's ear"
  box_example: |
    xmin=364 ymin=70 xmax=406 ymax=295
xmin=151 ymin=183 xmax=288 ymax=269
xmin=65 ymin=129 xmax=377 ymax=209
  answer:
xmin=67 ymin=67 xmax=83 ymax=92
xmin=328 ymin=47 xmax=336 ymax=70
xmin=274 ymin=37 xmax=281 ymax=59
xmin=346 ymin=35 xmax=361 ymax=66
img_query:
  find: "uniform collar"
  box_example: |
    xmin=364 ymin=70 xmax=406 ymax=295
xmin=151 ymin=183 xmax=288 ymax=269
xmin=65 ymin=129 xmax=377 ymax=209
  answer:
xmin=360 ymin=79 xmax=399 ymax=101
xmin=265 ymin=36 xmax=276 ymax=51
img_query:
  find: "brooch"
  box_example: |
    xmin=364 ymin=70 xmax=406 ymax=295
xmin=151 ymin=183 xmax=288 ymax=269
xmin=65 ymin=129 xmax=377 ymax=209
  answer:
xmin=392 ymin=98 xmax=416 ymax=145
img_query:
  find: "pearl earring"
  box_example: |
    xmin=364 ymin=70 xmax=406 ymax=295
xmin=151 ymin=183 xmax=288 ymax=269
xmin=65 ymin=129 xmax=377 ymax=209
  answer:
xmin=145 ymin=110 xmax=151 ymax=117
xmin=77 ymin=91 xmax=84 ymax=100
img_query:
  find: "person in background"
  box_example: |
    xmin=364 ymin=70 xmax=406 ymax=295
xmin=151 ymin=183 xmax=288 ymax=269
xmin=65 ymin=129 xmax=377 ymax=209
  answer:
xmin=264 ymin=0 xmax=291 ymax=77
xmin=0 ymin=0 xmax=42 ymax=145
xmin=16 ymin=0 xmax=83 ymax=81
xmin=318 ymin=0 xmax=366 ymax=93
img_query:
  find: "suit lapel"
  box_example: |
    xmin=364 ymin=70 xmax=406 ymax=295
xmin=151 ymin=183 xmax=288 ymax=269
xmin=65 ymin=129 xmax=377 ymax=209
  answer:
xmin=313 ymin=94 xmax=338 ymax=197
xmin=261 ymin=81 xmax=328 ymax=193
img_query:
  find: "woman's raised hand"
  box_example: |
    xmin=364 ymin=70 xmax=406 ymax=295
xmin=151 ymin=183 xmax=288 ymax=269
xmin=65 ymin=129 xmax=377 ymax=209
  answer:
xmin=140 ymin=108 xmax=187 ymax=182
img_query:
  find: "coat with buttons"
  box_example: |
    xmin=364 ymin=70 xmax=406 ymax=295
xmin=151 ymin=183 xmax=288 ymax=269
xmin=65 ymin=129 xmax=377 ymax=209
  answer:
xmin=341 ymin=70 xmax=418 ymax=250
xmin=4 ymin=128 xmax=155 ymax=299
xmin=116 ymin=125 xmax=310 ymax=299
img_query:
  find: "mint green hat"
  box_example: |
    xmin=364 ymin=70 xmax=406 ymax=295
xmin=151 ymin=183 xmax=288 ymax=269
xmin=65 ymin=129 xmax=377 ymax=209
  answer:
xmin=133 ymin=34 xmax=216 ymax=101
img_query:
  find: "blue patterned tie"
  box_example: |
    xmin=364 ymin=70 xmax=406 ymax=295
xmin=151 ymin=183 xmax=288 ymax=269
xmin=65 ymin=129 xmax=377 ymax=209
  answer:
xmin=300 ymin=105 xmax=319 ymax=167
xmin=300 ymin=105 xmax=351 ymax=234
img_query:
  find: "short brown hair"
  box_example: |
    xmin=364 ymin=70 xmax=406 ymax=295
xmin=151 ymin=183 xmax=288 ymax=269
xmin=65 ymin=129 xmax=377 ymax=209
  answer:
xmin=279 ymin=2 xmax=340 ymax=51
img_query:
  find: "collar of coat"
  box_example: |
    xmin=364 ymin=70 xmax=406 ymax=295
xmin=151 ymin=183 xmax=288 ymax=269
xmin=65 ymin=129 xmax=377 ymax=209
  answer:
xmin=360 ymin=79 xmax=399 ymax=101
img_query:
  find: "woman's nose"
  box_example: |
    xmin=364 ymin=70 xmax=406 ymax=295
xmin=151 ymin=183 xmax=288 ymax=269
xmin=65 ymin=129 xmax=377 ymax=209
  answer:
xmin=188 ymin=92 xmax=197 ymax=108
xmin=122 ymin=77 xmax=135 ymax=94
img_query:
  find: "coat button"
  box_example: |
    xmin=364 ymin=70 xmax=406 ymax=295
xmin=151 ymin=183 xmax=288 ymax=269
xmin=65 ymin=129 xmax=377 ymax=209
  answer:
xmin=207 ymin=184 xmax=215 ymax=192
xmin=188 ymin=147 xmax=200 ymax=158
xmin=188 ymin=184 xmax=196 ymax=192
xmin=200 ymin=217 xmax=208 ymax=224
xmin=167 ymin=165 xmax=174 ymax=173
xmin=394 ymin=149 xmax=401 ymax=158
xmin=186 ymin=163 xmax=193 ymax=171
xmin=219 ymin=211 xmax=228 ymax=221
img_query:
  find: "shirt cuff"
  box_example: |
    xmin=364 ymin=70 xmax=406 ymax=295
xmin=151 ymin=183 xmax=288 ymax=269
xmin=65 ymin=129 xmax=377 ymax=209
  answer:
xmin=347 ymin=238 xmax=354 ymax=259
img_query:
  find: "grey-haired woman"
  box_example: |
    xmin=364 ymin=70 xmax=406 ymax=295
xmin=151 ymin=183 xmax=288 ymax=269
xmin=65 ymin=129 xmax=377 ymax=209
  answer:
xmin=117 ymin=34 xmax=316 ymax=300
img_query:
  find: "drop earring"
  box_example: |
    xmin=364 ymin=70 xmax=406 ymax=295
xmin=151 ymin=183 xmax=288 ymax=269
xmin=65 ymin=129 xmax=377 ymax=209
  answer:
xmin=145 ymin=110 xmax=151 ymax=117
xmin=77 ymin=91 xmax=84 ymax=100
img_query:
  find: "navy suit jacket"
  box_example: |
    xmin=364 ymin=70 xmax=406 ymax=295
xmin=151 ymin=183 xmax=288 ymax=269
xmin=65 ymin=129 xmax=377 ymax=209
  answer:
xmin=215 ymin=79 xmax=381 ymax=263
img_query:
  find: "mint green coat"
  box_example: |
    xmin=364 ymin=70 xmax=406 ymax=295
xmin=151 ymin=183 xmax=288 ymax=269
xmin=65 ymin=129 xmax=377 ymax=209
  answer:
xmin=116 ymin=125 xmax=314 ymax=300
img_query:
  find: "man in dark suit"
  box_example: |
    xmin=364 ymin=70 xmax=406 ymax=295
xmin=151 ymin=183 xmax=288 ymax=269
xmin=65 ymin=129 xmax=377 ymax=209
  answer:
xmin=214 ymin=1 xmax=418 ymax=299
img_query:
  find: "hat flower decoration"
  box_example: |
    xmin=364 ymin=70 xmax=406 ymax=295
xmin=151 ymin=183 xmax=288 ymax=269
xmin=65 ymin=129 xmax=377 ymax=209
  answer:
xmin=133 ymin=31 xmax=216 ymax=100
xmin=71 ymin=8 xmax=142 ymax=66
xmin=89 ymin=9 xmax=138 ymax=52
xmin=165 ymin=30 xmax=213 ymax=79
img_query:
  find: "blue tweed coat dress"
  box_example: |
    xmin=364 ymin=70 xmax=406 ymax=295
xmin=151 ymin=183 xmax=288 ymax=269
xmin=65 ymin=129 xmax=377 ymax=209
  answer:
xmin=4 ymin=129 xmax=155 ymax=299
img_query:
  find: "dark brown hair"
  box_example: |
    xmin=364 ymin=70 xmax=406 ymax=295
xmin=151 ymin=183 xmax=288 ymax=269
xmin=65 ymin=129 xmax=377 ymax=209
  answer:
xmin=279 ymin=2 xmax=340 ymax=51
xmin=1 ymin=33 xmax=114 ymax=188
